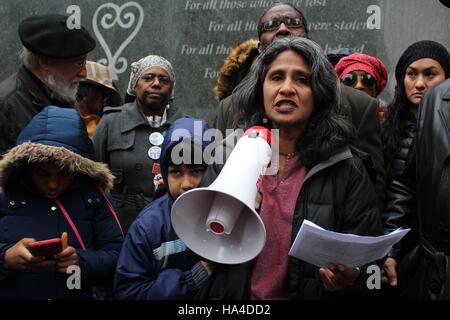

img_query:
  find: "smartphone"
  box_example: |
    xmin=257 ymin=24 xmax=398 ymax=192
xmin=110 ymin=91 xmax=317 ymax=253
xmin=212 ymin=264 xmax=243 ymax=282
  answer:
xmin=27 ymin=238 xmax=63 ymax=259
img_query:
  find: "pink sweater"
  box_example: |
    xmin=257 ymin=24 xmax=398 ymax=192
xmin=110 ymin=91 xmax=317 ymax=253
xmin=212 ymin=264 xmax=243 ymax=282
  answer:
xmin=251 ymin=153 xmax=307 ymax=300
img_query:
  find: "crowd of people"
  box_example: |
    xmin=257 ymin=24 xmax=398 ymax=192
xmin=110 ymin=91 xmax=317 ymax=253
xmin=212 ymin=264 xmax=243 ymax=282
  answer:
xmin=0 ymin=1 xmax=450 ymax=300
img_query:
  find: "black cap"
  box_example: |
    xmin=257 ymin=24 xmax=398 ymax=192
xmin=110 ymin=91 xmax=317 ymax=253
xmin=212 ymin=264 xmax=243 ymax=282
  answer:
xmin=395 ymin=40 xmax=450 ymax=82
xmin=440 ymin=0 xmax=450 ymax=8
xmin=19 ymin=14 xmax=96 ymax=59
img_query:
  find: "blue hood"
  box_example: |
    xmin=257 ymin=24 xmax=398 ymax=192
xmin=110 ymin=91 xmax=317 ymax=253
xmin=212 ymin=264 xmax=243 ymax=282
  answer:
xmin=0 ymin=106 xmax=114 ymax=190
xmin=160 ymin=117 xmax=212 ymax=183
xmin=17 ymin=106 xmax=94 ymax=159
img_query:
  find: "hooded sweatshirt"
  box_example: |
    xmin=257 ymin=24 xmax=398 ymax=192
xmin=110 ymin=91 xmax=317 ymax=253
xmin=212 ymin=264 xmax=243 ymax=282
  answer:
xmin=114 ymin=117 xmax=212 ymax=300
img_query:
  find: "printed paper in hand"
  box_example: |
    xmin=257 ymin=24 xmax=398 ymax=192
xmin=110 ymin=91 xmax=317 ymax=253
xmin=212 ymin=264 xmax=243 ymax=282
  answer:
xmin=288 ymin=220 xmax=410 ymax=268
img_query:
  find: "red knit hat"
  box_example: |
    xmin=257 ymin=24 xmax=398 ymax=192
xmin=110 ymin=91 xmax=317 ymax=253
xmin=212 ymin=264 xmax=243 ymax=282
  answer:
xmin=335 ymin=53 xmax=388 ymax=95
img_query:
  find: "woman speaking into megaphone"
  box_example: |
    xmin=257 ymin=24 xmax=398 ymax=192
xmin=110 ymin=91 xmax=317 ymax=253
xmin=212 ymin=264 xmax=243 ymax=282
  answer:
xmin=198 ymin=37 xmax=383 ymax=300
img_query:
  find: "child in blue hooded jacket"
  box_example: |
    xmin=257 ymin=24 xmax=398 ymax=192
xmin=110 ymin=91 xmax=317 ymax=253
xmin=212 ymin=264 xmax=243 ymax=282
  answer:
xmin=0 ymin=106 xmax=123 ymax=299
xmin=114 ymin=117 xmax=214 ymax=299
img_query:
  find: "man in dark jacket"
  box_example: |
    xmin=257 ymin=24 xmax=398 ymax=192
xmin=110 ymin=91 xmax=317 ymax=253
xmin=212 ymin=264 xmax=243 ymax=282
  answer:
xmin=0 ymin=14 xmax=96 ymax=156
xmin=214 ymin=2 xmax=385 ymax=208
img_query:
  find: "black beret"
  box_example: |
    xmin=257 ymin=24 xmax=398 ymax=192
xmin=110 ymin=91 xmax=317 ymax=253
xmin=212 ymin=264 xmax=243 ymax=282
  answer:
xmin=19 ymin=14 xmax=96 ymax=59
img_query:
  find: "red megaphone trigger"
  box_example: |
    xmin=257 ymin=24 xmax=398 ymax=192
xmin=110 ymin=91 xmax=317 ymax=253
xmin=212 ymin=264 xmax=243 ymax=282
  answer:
xmin=209 ymin=222 xmax=225 ymax=234
xmin=243 ymin=126 xmax=272 ymax=146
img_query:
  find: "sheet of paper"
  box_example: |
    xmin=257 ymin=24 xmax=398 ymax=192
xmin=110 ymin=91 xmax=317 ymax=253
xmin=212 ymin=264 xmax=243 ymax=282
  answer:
xmin=288 ymin=219 xmax=410 ymax=268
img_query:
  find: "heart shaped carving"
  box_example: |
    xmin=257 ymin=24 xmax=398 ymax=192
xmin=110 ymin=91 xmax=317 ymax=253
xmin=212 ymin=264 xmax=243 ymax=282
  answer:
xmin=93 ymin=2 xmax=144 ymax=80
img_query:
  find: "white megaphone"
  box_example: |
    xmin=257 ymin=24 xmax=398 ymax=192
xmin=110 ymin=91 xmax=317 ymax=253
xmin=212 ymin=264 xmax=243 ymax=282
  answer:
xmin=171 ymin=126 xmax=272 ymax=264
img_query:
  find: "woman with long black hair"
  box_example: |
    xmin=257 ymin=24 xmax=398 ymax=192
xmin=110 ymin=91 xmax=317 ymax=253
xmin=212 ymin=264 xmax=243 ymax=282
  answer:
xmin=382 ymin=40 xmax=450 ymax=288
xmin=200 ymin=36 xmax=382 ymax=300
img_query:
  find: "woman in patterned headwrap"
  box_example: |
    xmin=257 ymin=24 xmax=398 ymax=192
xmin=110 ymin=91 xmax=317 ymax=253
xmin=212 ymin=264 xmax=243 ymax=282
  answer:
xmin=93 ymin=55 xmax=184 ymax=232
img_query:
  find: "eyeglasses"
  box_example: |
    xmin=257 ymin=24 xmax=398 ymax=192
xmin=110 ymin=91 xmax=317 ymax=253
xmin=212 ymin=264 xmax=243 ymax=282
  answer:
xmin=72 ymin=60 xmax=87 ymax=71
xmin=341 ymin=72 xmax=377 ymax=88
xmin=140 ymin=73 xmax=171 ymax=86
xmin=260 ymin=17 xmax=304 ymax=32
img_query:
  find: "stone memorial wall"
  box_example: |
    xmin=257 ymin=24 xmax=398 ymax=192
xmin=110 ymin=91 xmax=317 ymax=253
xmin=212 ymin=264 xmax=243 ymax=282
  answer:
xmin=0 ymin=0 xmax=449 ymax=124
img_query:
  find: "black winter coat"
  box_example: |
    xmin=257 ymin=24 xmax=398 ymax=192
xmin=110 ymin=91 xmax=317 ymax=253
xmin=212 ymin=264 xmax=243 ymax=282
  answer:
xmin=0 ymin=66 xmax=71 ymax=155
xmin=383 ymin=119 xmax=418 ymax=259
xmin=384 ymin=79 xmax=450 ymax=299
xmin=416 ymin=80 xmax=450 ymax=252
xmin=198 ymin=139 xmax=382 ymax=300
xmin=214 ymin=85 xmax=386 ymax=210
xmin=385 ymin=119 xmax=416 ymax=183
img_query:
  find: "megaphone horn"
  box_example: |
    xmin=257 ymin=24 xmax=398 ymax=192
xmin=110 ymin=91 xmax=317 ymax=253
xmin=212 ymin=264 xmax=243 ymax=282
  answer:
xmin=171 ymin=126 xmax=272 ymax=264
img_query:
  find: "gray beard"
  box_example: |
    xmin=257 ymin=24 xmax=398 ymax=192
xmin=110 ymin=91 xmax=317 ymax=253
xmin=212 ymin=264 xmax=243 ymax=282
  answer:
xmin=43 ymin=73 xmax=79 ymax=105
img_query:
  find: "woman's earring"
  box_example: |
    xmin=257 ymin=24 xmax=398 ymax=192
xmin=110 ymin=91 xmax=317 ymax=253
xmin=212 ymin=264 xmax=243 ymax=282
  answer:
xmin=262 ymin=114 xmax=269 ymax=124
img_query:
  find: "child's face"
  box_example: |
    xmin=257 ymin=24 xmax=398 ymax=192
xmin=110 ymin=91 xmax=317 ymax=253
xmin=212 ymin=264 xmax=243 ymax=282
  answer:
xmin=30 ymin=163 xmax=75 ymax=199
xmin=167 ymin=164 xmax=205 ymax=199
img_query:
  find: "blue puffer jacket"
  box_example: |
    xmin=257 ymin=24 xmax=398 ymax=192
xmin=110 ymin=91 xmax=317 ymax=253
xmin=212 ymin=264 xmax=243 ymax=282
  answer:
xmin=114 ymin=117 xmax=212 ymax=300
xmin=0 ymin=106 xmax=123 ymax=299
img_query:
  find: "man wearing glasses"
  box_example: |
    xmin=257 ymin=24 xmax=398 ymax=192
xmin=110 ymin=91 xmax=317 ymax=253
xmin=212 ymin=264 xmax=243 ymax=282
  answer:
xmin=214 ymin=2 xmax=386 ymax=209
xmin=0 ymin=14 xmax=95 ymax=155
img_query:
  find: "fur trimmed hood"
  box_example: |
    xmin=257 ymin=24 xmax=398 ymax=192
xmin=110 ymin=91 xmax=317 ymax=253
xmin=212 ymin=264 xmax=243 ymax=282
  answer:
xmin=0 ymin=106 xmax=114 ymax=191
xmin=0 ymin=142 xmax=114 ymax=191
xmin=214 ymin=39 xmax=259 ymax=102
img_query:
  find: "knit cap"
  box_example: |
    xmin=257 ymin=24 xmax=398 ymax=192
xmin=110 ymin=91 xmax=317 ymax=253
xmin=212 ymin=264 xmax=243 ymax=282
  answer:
xmin=395 ymin=40 xmax=450 ymax=82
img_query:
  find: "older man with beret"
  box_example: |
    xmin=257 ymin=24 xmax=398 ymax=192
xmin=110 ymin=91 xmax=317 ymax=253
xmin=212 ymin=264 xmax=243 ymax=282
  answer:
xmin=0 ymin=14 xmax=96 ymax=155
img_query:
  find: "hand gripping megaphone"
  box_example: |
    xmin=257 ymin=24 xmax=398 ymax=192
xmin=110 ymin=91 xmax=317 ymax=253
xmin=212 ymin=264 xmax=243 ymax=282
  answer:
xmin=171 ymin=127 xmax=272 ymax=264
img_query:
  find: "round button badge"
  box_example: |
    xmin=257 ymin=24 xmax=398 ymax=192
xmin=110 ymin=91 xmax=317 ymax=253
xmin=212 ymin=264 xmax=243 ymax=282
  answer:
xmin=148 ymin=146 xmax=162 ymax=160
xmin=149 ymin=132 xmax=164 ymax=146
